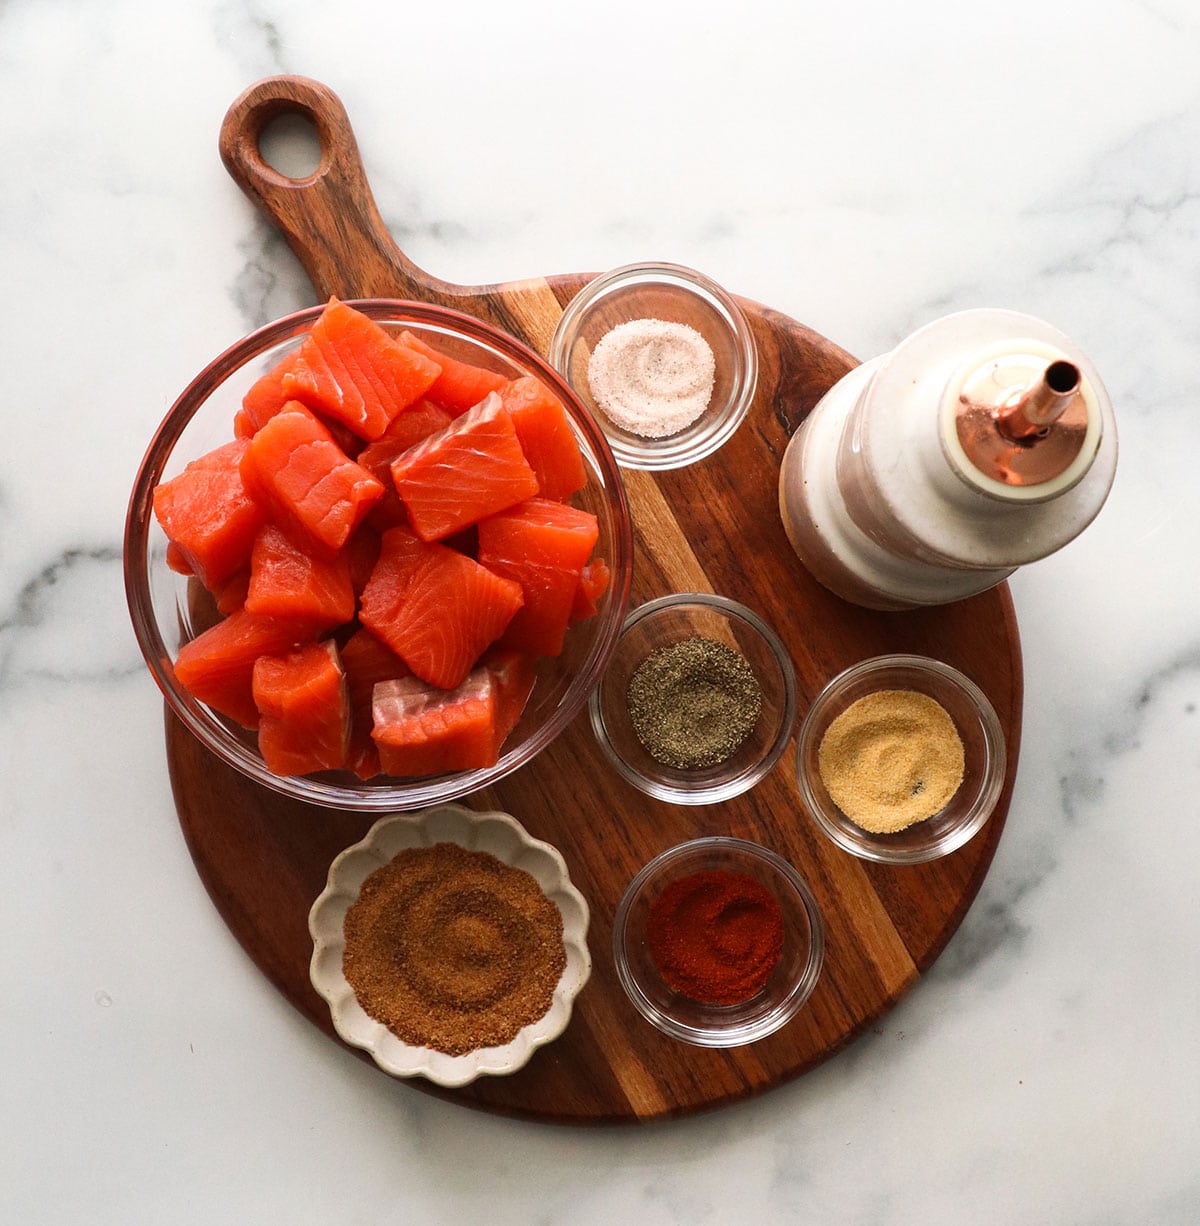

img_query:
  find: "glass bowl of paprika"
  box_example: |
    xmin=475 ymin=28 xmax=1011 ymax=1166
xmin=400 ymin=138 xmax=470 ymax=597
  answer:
xmin=588 ymin=592 xmax=798 ymax=805
xmin=612 ymin=836 xmax=824 ymax=1047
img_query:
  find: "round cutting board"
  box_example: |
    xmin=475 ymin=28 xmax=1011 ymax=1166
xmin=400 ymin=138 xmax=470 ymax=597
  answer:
xmin=164 ymin=75 xmax=1023 ymax=1123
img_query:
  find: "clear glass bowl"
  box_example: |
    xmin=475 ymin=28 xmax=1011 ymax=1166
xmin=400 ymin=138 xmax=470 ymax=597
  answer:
xmin=547 ymin=262 xmax=758 ymax=471
xmin=124 ymin=299 xmax=633 ymax=811
xmin=613 ymin=837 xmax=824 ymax=1048
xmin=795 ymin=654 xmax=1006 ymax=864
xmin=588 ymin=593 xmax=798 ymax=805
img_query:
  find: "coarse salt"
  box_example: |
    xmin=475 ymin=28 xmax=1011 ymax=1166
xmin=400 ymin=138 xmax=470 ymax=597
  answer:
xmin=586 ymin=318 xmax=715 ymax=439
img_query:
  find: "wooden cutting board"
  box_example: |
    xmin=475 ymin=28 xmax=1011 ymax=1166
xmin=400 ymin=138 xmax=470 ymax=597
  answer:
xmin=165 ymin=74 xmax=1023 ymax=1124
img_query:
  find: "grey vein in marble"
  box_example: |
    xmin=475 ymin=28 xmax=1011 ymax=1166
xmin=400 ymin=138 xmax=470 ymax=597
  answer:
xmin=213 ymin=0 xmax=287 ymax=76
xmin=0 ymin=546 xmax=141 ymax=688
xmin=229 ymin=220 xmax=314 ymax=328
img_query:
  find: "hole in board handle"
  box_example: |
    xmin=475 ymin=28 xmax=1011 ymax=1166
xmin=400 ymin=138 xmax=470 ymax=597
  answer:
xmin=257 ymin=110 xmax=323 ymax=179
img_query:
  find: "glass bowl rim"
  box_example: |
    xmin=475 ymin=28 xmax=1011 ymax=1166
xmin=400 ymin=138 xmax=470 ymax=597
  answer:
xmin=612 ymin=835 xmax=825 ymax=1047
xmin=124 ymin=297 xmax=634 ymax=811
xmin=794 ymin=652 xmax=1007 ymax=864
xmin=547 ymin=261 xmax=759 ymax=472
xmin=587 ymin=591 xmax=799 ymax=805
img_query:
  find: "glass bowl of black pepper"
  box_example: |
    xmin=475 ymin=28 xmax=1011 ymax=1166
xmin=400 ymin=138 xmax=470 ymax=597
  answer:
xmin=613 ymin=836 xmax=824 ymax=1047
xmin=794 ymin=654 xmax=1007 ymax=865
xmin=588 ymin=592 xmax=798 ymax=804
xmin=548 ymin=262 xmax=759 ymax=472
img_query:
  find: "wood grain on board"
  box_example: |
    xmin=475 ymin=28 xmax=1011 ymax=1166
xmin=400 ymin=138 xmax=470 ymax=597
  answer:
xmin=165 ymin=75 xmax=1023 ymax=1124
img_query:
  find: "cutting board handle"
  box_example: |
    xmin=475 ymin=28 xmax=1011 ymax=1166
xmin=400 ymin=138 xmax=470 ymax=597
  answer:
xmin=219 ymin=75 xmax=458 ymax=304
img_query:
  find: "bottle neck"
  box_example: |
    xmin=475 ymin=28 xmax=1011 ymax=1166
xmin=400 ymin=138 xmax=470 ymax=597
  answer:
xmin=940 ymin=341 xmax=1104 ymax=504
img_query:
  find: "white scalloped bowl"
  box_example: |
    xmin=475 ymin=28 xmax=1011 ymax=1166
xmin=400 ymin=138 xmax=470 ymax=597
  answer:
xmin=309 ymin=804 xmax=591 ymax=1086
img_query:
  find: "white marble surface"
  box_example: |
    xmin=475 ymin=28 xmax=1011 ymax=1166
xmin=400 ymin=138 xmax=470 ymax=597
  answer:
xmin=4 ymin=1 xmax=1198 ymax=1221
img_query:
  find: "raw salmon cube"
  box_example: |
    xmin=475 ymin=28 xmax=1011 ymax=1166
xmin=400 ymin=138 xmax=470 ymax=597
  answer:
xmin=478 ymin=498 xmax=599 ymax=657
xmin=343 ymin=523 xmax=383 ymax=596
xmin=398 ymin=330 xmax=508 ymax=415
xmin=482 ymin=647 xmax=538 ymax=746
xmin=166 ymin=542 xmax=194 ymax=575
xmin=281 ymin=298 xmax=442 ymax=441
xmin=152 ymin=440 xmax=265 ymax=590
xmin=341 ymin=628 xmax=411 ymax=779
xmin=236 ymin=355 xmax=295 ymax=438
xmin=234 ymin=349 xmax=361 ymax=456
xmin=500 ymin=376 xmax=587 ymax=501
xmin=357 ymin=398 xmax=454 ymax=529
xmin=252 ymin=640 xmax=350 ymax=776
xmin=213 ymin=568 xmax=250 ymax=616
xmin=390 ymin=392 xmax=539 ymax=542
xmin=239 ymin=403 xmax=384 ymax=558
xmin=359 ymin=526 xmax=524 ymax=689
xmin=173 ymin=608 xmax=314 ymax=729
xmin=371 ymin=669 xmax=498 ymax=777
xmin=570 ymin=557 xmax=612 ymax=624
xmin=370 ymin=648 xmax=537 ymax=777
xmin=244 ymin=523 xmax=355 ymax=629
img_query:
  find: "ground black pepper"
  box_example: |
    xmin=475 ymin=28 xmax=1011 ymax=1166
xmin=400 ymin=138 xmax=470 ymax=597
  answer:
xmin=626 ymin=636 xmax=761 ymax=769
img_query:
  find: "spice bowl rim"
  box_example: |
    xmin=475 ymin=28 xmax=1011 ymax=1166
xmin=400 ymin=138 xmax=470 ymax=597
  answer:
xmin=588 ymin=591 xmax=799 ymax=805
xmin=307 ymin=802 xmax=592 ymax=1086
xmin=547 ymin=260 xmax=759 ymax=472
xmin=794 ymin=653 xmax=1007 ymax=865
xmin=612 ymin=836 xmax=825 ymax=1048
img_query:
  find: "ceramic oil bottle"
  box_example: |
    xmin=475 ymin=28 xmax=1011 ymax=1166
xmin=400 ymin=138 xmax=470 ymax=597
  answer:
xmin=777 ymin=309 xmax=1117 ymax=611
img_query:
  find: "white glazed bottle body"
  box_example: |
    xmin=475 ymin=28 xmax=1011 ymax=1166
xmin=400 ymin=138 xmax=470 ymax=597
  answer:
xmin=778 ymin=309 xmax=1117 ymax=611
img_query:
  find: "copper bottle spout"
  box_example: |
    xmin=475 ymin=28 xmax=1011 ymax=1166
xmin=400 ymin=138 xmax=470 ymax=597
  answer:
xmin=995 ymin=360 xmax=1082 ymax=441
xmin=955 ymin=354 xmax=1091 ymax=487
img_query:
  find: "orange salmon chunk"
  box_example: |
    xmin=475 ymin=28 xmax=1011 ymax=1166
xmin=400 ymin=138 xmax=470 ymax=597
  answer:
xmin=239 ymin=403 xmax=385 ymax=557
xmin=390 ymin=391 xmax=540 ymax=542
xmin=371 ymin=669 xmax=499 ymax=777
xmin=570 ymin=557 xmax=612 ymax=624
xmin=398 ymin=330 xmax=508 ymax=416
xmin=343 ymin=523 xmax=383 ymax=595
xmin=173 ymin=608 xmax=315 ymax=729
xmin=236 ymin=352 xmax=298 ymax=439
xmin=165 ymin=542 xmax=194 ymax=575
xmin=252 ymin=640 xmax=350 ymax=776
xmin=357 ymin=398 xmax=454 ymax=529
xmin=370 ymin=649 xmax=537 ymax=777
xmin=500 ymin=376 xmax=587 ymax=501
xmin=477 ymin=498 xmax=599 ymax=657
xmin=281 ymin=298 xmax=442 ymax=441
xmin=359 ymin=526 xmax=524 ymax=689
xmin=481 ymin=647 xmax=538 ymax=747
xmin=212 ymin=568 xmax=250 ymax=616
xmin=152 ymin=440 xmax=265 ymax=590
xmin=341 ymin=628 xmax=412 ymax=779
xmin=244 ymin=523 xmax=355 ymax=629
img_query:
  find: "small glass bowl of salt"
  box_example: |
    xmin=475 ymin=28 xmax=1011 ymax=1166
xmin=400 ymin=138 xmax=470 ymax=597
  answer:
xmin=548 ymin=262 xmax=758 ymax=471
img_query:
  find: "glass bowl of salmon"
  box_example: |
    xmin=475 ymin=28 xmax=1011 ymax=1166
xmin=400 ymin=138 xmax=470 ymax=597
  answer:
xmin=125 ymin=298 xmax=633 ymax=811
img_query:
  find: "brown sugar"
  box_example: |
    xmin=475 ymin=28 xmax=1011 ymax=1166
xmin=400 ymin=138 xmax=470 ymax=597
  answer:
xmin=817 ymin=689 xmax=965 ymax=833
xmin=342 ymin=842 xmax=566 ymax=1056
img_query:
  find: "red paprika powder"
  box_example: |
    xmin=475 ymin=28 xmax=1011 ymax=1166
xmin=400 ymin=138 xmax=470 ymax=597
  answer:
xmin=645 ymin=869 xmax=784 ymax=1005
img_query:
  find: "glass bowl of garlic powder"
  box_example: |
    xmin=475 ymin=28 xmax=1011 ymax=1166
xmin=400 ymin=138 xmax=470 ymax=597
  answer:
xmin=549 ymin=262 xmax=758 ymax=471
xmin=794 ymin=654 xmax=1006 ymax=864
